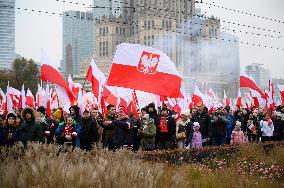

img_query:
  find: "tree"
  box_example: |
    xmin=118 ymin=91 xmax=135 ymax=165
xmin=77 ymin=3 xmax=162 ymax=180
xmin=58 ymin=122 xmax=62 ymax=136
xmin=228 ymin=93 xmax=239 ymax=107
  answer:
xmin=0 ymin=58 xmax=40 ymax=94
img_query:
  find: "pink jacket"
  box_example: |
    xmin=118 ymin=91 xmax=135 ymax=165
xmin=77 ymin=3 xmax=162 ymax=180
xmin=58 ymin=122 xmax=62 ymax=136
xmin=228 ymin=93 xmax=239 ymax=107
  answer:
xmin=230 ymin=130 xmax=246 ymax=144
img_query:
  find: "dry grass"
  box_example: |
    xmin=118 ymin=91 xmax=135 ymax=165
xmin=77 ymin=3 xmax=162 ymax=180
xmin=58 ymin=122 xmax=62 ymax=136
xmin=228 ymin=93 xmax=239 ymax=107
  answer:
xmin=0 ymin=143 xmax=283 ymax=188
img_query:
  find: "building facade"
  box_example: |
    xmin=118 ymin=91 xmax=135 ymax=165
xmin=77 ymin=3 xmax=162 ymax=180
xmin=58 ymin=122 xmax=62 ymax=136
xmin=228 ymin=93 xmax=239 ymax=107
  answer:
xmin=62 ymin=11 xmax=94 ymax=78
xmin=93 ymin=1 xmax=240 ymax=97
xmin=0 ymin=0 xmax=15 ymax=69
xmin=245 ymin=63 xmax=270 ymax=90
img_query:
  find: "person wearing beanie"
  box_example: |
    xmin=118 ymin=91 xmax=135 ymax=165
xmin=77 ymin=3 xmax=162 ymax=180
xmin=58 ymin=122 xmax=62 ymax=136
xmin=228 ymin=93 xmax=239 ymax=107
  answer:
xmin=230 ymin=121 xmax=246 ymax=144
xmin=139 ymin=114 xmax=156 ymax=151
xmin=191 ymin=122 xmax=202 ymax=149
xmin=0 ymin=112 xmax=21 ymax=146
xmin=20 ymin=107 xmax=44 ymax=144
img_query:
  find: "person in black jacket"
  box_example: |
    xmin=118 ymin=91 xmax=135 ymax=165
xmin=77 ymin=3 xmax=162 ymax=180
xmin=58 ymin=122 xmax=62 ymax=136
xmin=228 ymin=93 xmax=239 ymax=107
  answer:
xmin=191 ymin=103 xmax=211 ymax=146
xmin=20 ymin=107 xmax=44 ymax=144
xmin=80 ymin=110 xmax=99 ymax=151
xmin=69 ymin=105 xmax=82 ymax=125
xmin=211 ymin=111 xmax=229 ymax=146
xmin=156 ymin=107 xmax=176 ymax=150
xmin=0 ymin=113 xmax=21 ymax=146
xmin=112 ymin=107 xmax=133 ymax=150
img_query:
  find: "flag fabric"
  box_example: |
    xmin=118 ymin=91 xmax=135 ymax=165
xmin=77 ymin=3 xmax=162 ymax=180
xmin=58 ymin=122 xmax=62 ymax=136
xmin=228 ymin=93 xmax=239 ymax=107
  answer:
xmin=107 ymin=43 xmax=182 ymax=98
xmin=41 ymin=49 xmax=76 ymax=106
xmin=223 ymin=90 xmax=230 ymax=107
xmin=36 ymin=84 xmax=45 ymax=108
xmin=86 ymin=59 xmax=106 ymax=99
xmin=250 ymin=89 xmax=266 ymax=108
xmin=19 ymin=85 xmax=26 ymax=109
xmin=240 ymin=69 xmax=264 ymax=96
xmin=44 ymin=84 xmax=51 ymax=117
xmin=192 ymin=85 xmax=210 ymax=108
xmin=277 ymin=83 xmax=284 ymax=106
xmin=26 ymin=88 xmax=35 ymax=107
xmin=236 ymin=88 xmax=242 ymax=107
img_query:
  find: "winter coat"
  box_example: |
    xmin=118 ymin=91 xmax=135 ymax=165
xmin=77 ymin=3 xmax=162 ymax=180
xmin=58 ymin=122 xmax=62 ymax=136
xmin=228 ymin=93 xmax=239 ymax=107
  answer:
xmin=260 ymin=120 xmax=274 ymax=137
xmin=191 ymin=131 xmax=202 ymax=149
xmin=176 ymin=119 xmax=192 ymax=141
xmin=230 ymin=130 xmax=246 ymax=144
xmin=102 ymin=113 xmax=116 ymax=144
xmin=0 ymin=125 xmax=21 ymax=146
xmin=225 ymin=114 xmax=235 ymax=138
xmin=191 ymin=111 xmax=211 ymax=138
xmin=273 ymin=118 xmax=284 ymax=140
xmin=79 ymin=118 xmax=99 ymax=149
xmin=211 ymin=116 xmax=229 ymax=137
xmin=55 ymin=122 xmax=81 ymax=147
xmin=20 ymin=107 xmax=44 ymax=144
xmin=156 ymin=116 xmax=176 ymax=142
xmin=112 ymin=118 xmax=134 ymax=148
xmin=140 ymin=120 xmax=156 ymax=150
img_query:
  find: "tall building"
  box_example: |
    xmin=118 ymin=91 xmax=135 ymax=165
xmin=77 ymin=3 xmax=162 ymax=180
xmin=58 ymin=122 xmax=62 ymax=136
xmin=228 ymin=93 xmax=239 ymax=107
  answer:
xmin=62 ymin=11 xmax=94 ymax=77
xmin=245 ymin=63 xmax=270 ymax=90
xmin=93 ymin=0 xmax=123 ymax=19
xmin=93 ymin=0 xmax=240 ymax=96
xmin=0 ymin=0 xmax=15 ymax=69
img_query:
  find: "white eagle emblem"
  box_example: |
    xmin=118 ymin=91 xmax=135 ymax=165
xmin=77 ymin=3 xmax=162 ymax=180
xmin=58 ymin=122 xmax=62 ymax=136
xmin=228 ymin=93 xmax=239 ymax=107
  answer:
xmin=137 ymin=51 xmax=160 ymax=74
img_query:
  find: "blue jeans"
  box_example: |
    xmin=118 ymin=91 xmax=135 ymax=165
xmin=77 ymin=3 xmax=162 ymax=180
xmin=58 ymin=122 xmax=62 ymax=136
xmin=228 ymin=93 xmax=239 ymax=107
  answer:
xmin=212 ymin=136 xmax=226 ymax=146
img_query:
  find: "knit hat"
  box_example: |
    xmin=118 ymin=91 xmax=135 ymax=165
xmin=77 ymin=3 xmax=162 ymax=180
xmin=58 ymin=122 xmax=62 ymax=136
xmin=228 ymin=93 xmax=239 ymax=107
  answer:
xmin=193 ymin=122 xmax=200 ymax=129
xmin=6 ymin=112 xmax=17 ymax=120
xmin=236 ymin=121 xmax=241 ymax=127
xmin=37 ymin=106 xmax=46 ymax=116
xmin=52 ymin=109 xmax=62 ymax=119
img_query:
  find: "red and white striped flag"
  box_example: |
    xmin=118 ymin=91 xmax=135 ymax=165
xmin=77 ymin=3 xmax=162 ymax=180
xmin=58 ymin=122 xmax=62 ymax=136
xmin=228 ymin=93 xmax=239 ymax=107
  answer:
xmin=41 ymin=49 xmax=76 ymax=108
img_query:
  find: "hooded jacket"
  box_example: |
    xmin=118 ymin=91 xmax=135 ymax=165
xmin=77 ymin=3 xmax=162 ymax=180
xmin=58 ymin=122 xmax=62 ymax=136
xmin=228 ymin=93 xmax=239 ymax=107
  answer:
xmin=20 ymin=107 xmax=44 ymax=143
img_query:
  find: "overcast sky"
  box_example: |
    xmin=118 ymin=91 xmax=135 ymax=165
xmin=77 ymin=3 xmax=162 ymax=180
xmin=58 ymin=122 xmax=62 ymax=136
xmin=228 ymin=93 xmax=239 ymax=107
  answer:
xmin=16 ymin=0 xmax=284 ymax=78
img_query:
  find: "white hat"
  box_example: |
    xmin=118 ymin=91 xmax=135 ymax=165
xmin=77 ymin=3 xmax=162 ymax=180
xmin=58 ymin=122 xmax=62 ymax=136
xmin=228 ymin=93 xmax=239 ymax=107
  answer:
xmin=193 ymin=122 xmax=200 ymax=129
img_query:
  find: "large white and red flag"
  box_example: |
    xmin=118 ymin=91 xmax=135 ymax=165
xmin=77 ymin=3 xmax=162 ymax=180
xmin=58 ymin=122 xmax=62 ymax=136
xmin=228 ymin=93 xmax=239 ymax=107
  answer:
xmin=36 ymin=84 xmax=45 ymax=108
xmin=240 ymin=69 xmax=264 ymax=96
xmin=40 ymin=49 xmax=76 ymax=107
xmin=277 ymin=83 xmax=284 ymax=106
xmin=19 ymin=85 xmax=26 ymax=109
xmin=106 ymin=43 xmax=182 ymax=98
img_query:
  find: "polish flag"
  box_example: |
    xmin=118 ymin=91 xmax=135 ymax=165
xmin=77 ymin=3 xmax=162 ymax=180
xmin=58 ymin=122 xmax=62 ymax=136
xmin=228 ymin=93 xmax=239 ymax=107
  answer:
xmin=278 ymin=83 xmax=284 ymax=106
xmin=44 ymin=84 xmax=51 ymax=117
xmin=86 ymin=59 xmax=106 ymax=99
xmin=26 ymin=88 xmax=35 ymax=107
xmin=36 ymin=84 xmax=45 ymax=108
xmin=236 ymin=89 xmax=242 ymax=107
xmin=51 ymin=90 xmax=59 ymax=109
xmin=77 ymin=88 xmax=84 ymax=116
xmin=223 ymin=90 xmax=230 ymax=107
xmin=240 ymin=70 xmax=264 ymax=96
xmin=192 ymin=85 xmax=210 ymax=108
xmin=68 ymin=74 xmax=82 ymax=97
xmin=19 ymin=85 xmax=26 ymax=109
xmin=40 ymin=49 xmax=76 ymax=106
xmin=250 ymin=89 xmax=266 ymax=108
xmin=244 ymin=93 xmax=253 ymax=109
xmin=5 ymin=86 xmax=13 ymax=114
xmin=107 ymin=43 xmax=182 ymax=98
xmin=9 ymin=87 xmax=21 ymax=109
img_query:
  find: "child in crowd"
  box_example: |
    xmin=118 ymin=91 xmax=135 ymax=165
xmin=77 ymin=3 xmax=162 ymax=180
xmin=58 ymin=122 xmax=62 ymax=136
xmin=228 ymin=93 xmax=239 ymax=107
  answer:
xmin=191 ymin=122 xmax=202 ymax=149
xmin=230 ymin=121 xmax=246 ymax=144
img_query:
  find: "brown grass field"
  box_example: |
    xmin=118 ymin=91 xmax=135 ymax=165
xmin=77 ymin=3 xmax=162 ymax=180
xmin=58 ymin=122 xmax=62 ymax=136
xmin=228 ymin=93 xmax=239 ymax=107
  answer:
xmin=0 ymin=142 xmax=284 ymax=188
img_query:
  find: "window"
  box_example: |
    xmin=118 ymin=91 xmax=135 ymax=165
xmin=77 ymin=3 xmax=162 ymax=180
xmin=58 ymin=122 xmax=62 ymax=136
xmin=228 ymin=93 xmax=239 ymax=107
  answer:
xmin=116 ymin=27 xmax=118 ymax=35
xmin=106 ymin=41 xmax=108 ymax=56
xmin=148 ymin=21 xmax=150 ymax=28
xmin=103 ymin=28 xmax=105 ymax=36
xmin=162 ymin=20 xmax=164 ymax=27
xmin=152 ymin=20 xmax=154 ymax=28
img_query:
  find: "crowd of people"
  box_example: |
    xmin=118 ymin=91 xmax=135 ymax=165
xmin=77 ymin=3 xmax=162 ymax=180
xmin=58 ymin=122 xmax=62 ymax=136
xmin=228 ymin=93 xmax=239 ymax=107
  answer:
xmin=0 ymin=103 xmax=284 ymax=151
